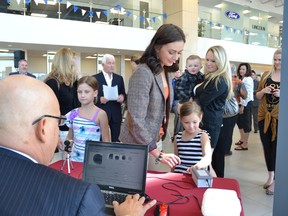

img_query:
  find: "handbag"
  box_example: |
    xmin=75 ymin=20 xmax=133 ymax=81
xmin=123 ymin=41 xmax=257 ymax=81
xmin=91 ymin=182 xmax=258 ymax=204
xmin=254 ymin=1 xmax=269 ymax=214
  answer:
xmin=223 ymin=96 xmax=239 ymax=118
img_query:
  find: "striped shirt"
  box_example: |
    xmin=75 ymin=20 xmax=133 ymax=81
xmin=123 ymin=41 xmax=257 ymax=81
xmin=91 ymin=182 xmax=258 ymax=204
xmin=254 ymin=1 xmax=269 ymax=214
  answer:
xmin=65 ymin=108 xmax=101 ymax=162
xmin=174 ymin=130 xmax=208 ymax=174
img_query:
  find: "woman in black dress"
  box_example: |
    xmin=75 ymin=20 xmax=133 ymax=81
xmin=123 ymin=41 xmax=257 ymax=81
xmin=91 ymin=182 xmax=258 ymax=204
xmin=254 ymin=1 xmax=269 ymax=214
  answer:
xmin=44 ymin=48 xmax=81 ymax=150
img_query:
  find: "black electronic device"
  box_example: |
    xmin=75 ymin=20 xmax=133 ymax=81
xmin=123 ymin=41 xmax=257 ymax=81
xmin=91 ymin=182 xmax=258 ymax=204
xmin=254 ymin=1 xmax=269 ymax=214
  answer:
xmin=82 ymin=140 xmax=148 ymax=211
xmin=63 ymin=140 xmax=72 ymax=152
xmin=154 ymin=203 xmax=169 ymax=216
xmin=61 ymin=140 xmax=74 ymax=174
xmin=14 ymin=50 xmax=25 ymax=68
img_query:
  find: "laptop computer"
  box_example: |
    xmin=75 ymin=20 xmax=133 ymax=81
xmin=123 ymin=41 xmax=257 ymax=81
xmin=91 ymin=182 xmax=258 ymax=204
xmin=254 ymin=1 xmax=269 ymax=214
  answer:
xmin=82 ymin=140 xmax=148 ymax=213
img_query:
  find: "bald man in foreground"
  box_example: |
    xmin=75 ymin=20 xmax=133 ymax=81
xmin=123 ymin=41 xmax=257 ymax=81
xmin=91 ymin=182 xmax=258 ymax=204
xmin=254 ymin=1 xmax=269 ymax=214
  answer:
xmin=0 ymin=76 xmax=156 ymax=216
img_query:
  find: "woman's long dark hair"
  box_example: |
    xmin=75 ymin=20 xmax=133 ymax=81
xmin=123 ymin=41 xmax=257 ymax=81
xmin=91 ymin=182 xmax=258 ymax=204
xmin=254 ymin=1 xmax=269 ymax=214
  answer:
xmin=237 ymin=62 xmax=252 ymax=79
xmin=139 ymin=24 xmax=186 ymax=75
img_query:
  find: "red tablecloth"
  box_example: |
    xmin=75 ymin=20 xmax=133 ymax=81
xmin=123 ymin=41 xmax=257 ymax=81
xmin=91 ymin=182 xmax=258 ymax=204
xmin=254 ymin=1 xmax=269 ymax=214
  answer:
xmin=49 ymin=160 xmax=244 ymax=216
xmin=50 ymin=160 xmax=83 ymax=179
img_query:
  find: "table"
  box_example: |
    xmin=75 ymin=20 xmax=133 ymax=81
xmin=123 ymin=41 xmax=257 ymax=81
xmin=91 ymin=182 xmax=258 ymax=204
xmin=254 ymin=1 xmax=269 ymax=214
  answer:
xmin=49 ymin=160 xmax=244 ymax=216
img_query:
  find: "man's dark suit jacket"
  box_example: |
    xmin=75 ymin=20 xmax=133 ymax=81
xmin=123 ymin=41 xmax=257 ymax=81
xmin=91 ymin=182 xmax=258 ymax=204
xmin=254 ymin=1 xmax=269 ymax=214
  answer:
xmin=93 ymin=72 xmax=126 ymax=141
xmin=9 ymin=71 xmax=36 ymax=78
xmin=0 ymin=147 xmax=106 ymax=216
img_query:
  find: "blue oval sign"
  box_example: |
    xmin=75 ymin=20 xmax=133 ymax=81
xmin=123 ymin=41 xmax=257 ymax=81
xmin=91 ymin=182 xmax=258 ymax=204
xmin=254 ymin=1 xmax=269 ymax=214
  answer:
xmin=225 ymin=11 xmax=240 ymax=20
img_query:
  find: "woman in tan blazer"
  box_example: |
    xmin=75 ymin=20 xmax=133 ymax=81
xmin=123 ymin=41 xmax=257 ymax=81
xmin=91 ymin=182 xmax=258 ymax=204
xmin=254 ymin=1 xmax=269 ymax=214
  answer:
xmin=120 ymin=24 xmax=185 ymax=168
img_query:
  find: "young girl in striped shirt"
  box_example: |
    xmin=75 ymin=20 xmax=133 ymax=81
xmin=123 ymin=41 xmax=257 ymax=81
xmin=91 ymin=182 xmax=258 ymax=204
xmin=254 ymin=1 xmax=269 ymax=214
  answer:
xmin=173 ymin=101 xmax=212 ymax=174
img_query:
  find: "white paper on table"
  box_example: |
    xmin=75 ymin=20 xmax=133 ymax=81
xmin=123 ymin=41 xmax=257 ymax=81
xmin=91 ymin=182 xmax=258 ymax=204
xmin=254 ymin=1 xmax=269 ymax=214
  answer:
xmin=103 ymin=85 xmax=118 ymax=100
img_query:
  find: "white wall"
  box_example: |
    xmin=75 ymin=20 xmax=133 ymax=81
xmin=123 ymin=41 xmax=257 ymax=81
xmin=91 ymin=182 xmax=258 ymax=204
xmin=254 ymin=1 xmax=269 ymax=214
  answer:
xmin=81 ymin=58 xmax=97 ymax=76
xmin=28 ymin=56 xmax=46 ymax=74
xmin=0 ymin=13 xmax=156 ymax=52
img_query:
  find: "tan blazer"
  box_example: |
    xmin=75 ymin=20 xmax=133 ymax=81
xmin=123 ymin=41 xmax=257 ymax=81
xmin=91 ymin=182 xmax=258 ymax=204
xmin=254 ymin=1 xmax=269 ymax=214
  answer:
xmin=119 ymin=64 xmax=173 ymax=150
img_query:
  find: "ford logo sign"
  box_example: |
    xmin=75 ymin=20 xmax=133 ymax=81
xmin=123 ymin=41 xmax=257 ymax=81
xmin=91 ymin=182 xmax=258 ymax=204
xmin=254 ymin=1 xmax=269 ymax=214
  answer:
xmin=225 ymin=11 xmax=240 ymax=20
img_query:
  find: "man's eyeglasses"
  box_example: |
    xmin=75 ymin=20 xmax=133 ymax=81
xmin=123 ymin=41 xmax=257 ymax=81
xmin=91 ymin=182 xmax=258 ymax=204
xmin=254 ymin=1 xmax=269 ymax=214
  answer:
xmin=32 ymin=115 xmax=67 ymax=126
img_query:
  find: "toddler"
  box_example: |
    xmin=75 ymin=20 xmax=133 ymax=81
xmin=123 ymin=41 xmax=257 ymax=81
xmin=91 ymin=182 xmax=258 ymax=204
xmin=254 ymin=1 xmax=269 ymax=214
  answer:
xmin=175 ymin=55 xmax=204 ymax=104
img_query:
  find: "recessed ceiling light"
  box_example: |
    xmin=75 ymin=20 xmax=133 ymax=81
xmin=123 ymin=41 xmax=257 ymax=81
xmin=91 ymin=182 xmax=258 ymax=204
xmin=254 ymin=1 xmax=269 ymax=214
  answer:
xmin=31 ymin=13 xmax=47 ymax=18
xmin=214 ymin=4 xmax=222 ymax=8
xmin=250 ymin=16 xmax=262 ymax=21
xmin=43 ymin=52 xmax=56 ymax=57
xmin=86 ymin=56 xmax=97 ymax=59
xmin=243 ymin=10 xmax=250 ymax=14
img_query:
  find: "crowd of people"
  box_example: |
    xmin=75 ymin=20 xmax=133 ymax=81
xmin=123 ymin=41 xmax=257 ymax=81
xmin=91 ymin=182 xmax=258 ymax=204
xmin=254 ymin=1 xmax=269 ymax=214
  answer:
xmin=1 ymin=23 xmax=281 ymax=215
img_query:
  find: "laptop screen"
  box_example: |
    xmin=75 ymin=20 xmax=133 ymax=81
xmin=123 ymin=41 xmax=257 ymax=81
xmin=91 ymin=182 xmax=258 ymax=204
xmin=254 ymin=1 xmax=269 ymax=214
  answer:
xmin=82 ymin=141 xmax=148 ymax=195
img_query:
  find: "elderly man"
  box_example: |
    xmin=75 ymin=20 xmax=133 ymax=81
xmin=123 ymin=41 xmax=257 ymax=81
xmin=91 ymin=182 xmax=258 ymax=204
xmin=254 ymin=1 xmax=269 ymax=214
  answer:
xmin=94 ymin=54 xmax=126 ymax=142
xmin=0 ymin=76 xmax=155 ymax=216
xmin=9 ymin=59 xmax=36 ymax=78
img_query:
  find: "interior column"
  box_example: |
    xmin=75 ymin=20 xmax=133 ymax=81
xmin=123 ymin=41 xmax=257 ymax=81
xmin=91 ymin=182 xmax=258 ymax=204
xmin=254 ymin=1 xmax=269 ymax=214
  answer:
xmin=163 ymin=0 xmax=198 ymax=70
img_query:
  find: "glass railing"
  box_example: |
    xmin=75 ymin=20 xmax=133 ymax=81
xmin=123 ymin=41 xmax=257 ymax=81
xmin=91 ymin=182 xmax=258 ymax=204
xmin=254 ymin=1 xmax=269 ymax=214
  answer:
xmin=2 ymin=0 xmax=163 ymax=30
xmin=198 ymin=18 xmax=282 ymax=49
xmin=2 ymin=1 xmax=282 ymax=48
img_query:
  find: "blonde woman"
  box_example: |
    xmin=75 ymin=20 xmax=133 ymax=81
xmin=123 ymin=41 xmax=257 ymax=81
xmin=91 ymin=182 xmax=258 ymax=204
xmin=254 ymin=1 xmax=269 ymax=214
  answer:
xmin=193 ymin=45 xmax=233 ymax=176
xmin=44 ymin=48 xmax=81 ymax=150
xmin=256 ymin=49 xmax=281 ymax=195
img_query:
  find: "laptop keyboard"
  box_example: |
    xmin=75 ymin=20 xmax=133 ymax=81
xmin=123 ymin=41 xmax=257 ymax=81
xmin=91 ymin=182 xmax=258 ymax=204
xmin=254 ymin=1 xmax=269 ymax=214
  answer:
xmin=102 ymin=190 xmax=127 ymax=206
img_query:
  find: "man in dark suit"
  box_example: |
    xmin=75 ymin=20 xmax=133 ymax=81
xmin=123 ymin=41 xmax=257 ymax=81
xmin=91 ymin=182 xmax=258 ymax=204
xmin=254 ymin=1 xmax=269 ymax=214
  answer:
xmin=0 ymin=76 xmax=155 ymax=216
xmin=9 ymin=59 xmax=36 ymax=78
xmin=94 ymin=54 xmax=126 ymax=142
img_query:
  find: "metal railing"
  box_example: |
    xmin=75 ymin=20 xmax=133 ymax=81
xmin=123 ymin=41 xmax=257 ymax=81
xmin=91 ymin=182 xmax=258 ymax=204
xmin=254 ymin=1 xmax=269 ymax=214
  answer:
xmin=198 ymin=18 xmax=282 ymax=48
xmin=2 ymin=0 xmax=164 ymax=30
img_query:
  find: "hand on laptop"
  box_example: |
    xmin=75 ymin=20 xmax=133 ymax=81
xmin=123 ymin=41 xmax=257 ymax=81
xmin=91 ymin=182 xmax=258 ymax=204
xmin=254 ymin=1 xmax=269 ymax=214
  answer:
xmin=113 ymin=194 xmax=156 ymax=216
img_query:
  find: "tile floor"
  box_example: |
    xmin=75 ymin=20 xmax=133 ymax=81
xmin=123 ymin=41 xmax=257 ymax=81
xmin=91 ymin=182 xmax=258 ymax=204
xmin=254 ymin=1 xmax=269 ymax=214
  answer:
xmin=51 ymin=117 xmax=274 ymax=216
